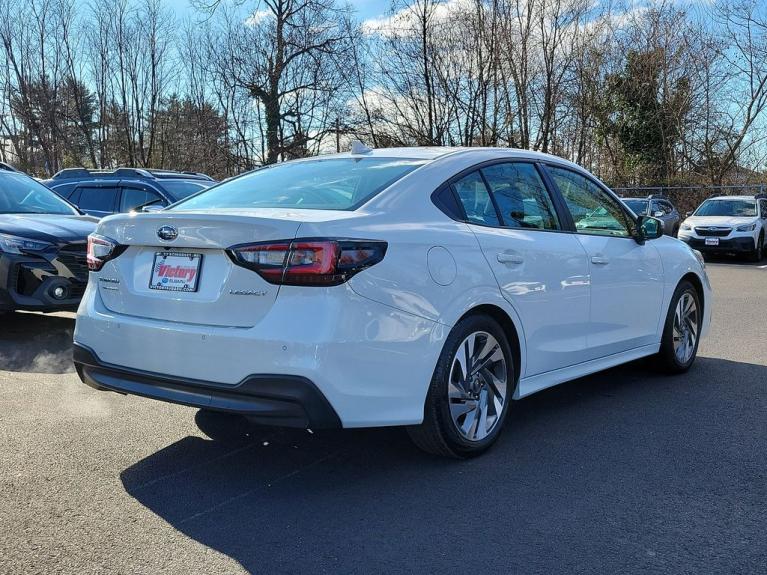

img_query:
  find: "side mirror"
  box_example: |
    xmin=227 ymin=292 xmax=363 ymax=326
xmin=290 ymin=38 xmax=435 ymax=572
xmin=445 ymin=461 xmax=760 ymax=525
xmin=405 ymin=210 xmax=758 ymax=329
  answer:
xmin=140 ymin=204 xmax=165 ymax=213
xmin=637 ymin=215 xmax=663 ymax=242
xmin=685 ymin=210 xmax=693 ymax=218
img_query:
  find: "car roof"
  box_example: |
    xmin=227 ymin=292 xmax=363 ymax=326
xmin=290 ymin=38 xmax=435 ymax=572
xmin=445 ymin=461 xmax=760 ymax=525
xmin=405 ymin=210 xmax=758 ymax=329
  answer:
xmin=706 ymin=196 xmax=757 ymax=201
xmin=303 ymin=146 xmax=588 ymax=170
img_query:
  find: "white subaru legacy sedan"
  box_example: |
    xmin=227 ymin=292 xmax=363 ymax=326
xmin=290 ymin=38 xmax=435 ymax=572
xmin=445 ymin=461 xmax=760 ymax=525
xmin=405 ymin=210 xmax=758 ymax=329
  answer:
xmin=74 ymin=147 xmax=712 ymax=457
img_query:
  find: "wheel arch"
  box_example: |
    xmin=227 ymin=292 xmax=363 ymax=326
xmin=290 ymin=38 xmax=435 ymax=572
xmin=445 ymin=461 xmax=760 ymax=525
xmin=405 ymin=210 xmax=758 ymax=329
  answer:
xmin=680 ymin=271 xmax=705 ymax=317
xmin=456 ymin=303 xmax=522 ymax=387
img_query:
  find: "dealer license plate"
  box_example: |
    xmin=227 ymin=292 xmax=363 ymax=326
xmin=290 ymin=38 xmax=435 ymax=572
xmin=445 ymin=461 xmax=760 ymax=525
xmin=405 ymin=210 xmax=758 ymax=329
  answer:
xmin=149 ymin=252 xmax=202 ymax=292
xmin=705 ymin=237 xmax=719 ymax=246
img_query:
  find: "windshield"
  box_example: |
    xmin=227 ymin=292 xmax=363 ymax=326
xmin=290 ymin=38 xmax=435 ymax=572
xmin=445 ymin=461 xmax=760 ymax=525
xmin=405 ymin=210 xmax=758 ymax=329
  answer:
xmin=161 ymin=180 xmax=214 ymax=201
xmin=694 ymin=199 xmax=756 ymax=217
xmin=0 ymin=172 xmax=78 ymax=215
xmin=624 ymin=199 xmax=649 ymax=214
xmin=172 ymin=158 xmax=426 ymax=211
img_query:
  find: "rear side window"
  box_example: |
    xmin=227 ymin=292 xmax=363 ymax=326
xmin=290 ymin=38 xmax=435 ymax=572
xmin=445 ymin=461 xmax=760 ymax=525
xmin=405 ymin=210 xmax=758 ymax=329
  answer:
xmin=120 ymin=188 xmax=165 ymax=212
xmin=77 ymin=187 xmax=118 ymax=213
xmin=173 ymin=158 xmax=425 ymax=211
xmin=451 ymin=171 xmax=500 ymax=226
xmin=480 ymin=163 xmax=560 ymax=230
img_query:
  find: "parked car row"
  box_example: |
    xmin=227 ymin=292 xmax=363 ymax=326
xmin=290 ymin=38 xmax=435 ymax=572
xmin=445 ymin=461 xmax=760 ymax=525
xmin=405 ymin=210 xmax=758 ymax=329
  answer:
xmin=43 ymin=168 xmax=216 ymax=218
xmin=0 ymin=166 xmax=217 ymax=313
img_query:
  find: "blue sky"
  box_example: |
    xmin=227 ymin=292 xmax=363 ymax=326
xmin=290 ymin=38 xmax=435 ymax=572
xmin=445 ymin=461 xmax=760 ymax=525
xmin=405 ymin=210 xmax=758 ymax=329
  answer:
xmin=166 ymin=0 xmax=391 ymax=23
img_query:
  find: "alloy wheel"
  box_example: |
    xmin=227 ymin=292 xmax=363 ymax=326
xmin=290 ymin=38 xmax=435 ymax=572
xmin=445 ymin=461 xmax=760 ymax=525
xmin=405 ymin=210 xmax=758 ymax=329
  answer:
xmin=447 ymin=331 xmax=508 ymax=442
xmin=673 ymin=292 xmax=699 ymax=364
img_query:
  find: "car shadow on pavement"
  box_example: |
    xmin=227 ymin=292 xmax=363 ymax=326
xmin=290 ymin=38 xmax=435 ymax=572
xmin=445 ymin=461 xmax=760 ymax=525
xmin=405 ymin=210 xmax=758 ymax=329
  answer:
xmin=0 ymin=311 xmax=75 ymax=373
xmin=120 ymin=356 xmax=767 ymax=574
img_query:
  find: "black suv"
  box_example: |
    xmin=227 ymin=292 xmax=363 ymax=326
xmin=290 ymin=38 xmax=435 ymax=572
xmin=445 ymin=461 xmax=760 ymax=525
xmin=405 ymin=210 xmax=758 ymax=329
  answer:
xmin=43 ymin=168 xmax=216 ymax=218
xmin=0 ymin=165 xmax=97 ymax=312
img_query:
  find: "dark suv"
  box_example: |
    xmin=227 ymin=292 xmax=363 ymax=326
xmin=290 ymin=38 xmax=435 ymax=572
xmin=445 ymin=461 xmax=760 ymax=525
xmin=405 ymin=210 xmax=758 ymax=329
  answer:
xmin=0 ymin=165 xmax=97 ymax=312
xmin=622 ymin=196 xmax=681 ymax=236
xmin=43 ymin=168 xmax=216 ymax=218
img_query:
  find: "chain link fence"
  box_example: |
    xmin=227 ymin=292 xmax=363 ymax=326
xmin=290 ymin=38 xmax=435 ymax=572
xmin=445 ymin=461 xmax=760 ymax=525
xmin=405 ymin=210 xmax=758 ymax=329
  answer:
xmin=612 ymin=185 xmax=767 ymax=215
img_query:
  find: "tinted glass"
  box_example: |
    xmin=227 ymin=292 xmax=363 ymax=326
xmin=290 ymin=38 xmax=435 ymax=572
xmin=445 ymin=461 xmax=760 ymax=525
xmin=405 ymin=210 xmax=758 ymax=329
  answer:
xmin=761 ymin=200 xmax=767 ymax=217
xmin=174 ymin=159 xmax=425 ymax=211
xmin=480 ymin=163 xmax=559 ymax=230
xmin=160 ymin=180 xmax=212 ymax=200
xmin=77 ymin=187 xmax=118 ymax=213
xmin=452 ymin=171 xmax=500 ymax=226
xmin=694 ymin=199 xmax=757 ymax=217
xmin=120 ymin=188 xmax=164 ymax=212
xmin=548 ymin=166 xmax=634 ymax=238
xmin=624 ymin=199 xmax=648 ymax=215
xmin=0 ymin=172 xmax=78 ymax=215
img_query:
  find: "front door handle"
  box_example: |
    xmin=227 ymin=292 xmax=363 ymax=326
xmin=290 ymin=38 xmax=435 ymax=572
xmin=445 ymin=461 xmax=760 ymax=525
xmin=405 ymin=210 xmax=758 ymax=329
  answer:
xmin=497 ymin=252 xmax=524 ymax=265
xmin=591 ymin=255 xmax=609 ymax=265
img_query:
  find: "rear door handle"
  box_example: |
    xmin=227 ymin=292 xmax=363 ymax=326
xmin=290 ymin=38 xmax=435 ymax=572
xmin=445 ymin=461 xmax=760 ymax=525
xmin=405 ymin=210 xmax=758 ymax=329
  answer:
xmin=497 ymin=252 xmax=524 ymax=265
xmin=591 ymin=256 xmax=609 ymax=265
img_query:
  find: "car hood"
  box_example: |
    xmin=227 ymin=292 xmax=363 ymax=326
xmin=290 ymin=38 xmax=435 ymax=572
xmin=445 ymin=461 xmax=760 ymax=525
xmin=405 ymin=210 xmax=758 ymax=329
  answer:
xmin=684 ymin=216 xmax=756 ymax=227
xmin=0 ymin=214 xmax=98 ymax=244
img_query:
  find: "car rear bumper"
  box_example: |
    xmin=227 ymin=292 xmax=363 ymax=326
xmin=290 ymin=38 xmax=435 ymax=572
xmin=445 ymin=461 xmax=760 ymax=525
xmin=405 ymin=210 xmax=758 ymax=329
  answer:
xmin=0 ymin=252 xmax=87 ymax=311
xmin=74 ymin=283 xmax=443 ymax=427
xmin=73 ymin=343 xmax=341 ymax=428
xmin=679 ymin=236 xmax=755 ymax=253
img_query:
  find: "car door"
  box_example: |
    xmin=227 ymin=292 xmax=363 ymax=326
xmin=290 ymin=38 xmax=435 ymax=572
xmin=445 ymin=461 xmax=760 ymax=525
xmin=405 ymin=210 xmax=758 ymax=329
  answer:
xmin=450 ymin=162 xmax=591 ymax=377
xmin=545 ymin=165 xmax=665 ymax=359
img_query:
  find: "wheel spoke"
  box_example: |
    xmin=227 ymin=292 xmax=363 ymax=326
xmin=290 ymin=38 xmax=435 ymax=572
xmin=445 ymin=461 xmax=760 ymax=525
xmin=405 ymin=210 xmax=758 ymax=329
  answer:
xmin=476 ymin=389 xmax=489 ymax=440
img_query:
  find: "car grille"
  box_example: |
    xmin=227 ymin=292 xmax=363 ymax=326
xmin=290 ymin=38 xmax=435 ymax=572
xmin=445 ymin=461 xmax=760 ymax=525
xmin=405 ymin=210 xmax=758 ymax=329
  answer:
xmin=57 ymin=243 xmax=89 ymax=280
xmin=695 ymin=227 xmax=731 ymax=237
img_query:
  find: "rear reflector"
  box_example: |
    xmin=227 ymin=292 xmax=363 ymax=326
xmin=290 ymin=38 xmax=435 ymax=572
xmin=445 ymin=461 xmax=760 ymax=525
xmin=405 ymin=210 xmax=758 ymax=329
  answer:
xmin=227 ymin=239 xmax=387 ymax=286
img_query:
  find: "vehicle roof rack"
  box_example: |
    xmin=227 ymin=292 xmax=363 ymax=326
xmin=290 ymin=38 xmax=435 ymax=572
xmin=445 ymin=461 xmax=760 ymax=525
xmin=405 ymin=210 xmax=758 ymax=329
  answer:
xmin=146 ymin=169 xmax=214 ymax=181
xmin=51 ymin=167 xmax=154 ymax=180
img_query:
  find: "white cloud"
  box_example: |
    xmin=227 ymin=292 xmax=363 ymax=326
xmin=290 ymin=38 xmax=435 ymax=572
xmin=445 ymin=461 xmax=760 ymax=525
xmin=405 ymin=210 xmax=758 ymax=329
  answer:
xmin=245 ymin=9 xmax=272 ymax=27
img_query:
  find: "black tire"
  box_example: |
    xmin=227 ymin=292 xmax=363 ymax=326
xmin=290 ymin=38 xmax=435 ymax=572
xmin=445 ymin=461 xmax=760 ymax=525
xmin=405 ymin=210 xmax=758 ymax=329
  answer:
xmin=750 ymin=232 xmax=764 ymax=262
xmin=656 ymin=280 xmax=702 ymax=374
xmin=407 ymin=314 xmax=515 ymax=458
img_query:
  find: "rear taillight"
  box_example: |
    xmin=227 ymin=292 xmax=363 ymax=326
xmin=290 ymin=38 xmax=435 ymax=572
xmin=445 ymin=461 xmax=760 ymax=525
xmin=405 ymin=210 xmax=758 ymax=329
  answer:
xmin=227 ymin=239 xmax=387 ymax=286
xmin=87 ymin=234 xmax=125 ymax=271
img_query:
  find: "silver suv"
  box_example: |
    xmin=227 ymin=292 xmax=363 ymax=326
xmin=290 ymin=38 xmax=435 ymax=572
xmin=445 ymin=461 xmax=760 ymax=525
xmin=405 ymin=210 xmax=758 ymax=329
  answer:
xmin=678 ymin=194 xmax=767 ymax=261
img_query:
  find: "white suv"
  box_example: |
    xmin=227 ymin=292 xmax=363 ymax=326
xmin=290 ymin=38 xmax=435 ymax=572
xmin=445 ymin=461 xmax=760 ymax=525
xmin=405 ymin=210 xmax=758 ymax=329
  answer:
xmin=74 ymin=147 xmax=711 ymax=457
xmin=678 ymin=195 xmax=767 ymax=261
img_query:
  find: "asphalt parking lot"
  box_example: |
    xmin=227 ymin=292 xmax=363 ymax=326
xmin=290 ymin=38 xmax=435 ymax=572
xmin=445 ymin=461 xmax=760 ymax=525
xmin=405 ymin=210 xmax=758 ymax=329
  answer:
xmin=1 ymin=260 xmax=766 ymax=574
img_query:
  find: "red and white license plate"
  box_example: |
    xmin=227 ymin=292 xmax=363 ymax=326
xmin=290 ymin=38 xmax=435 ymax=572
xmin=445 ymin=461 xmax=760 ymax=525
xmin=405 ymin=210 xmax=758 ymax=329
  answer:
xmin=705 ymin=237 xmax=719 ymax=246
xmin=149 ymin=252 xmax=202 ymax=292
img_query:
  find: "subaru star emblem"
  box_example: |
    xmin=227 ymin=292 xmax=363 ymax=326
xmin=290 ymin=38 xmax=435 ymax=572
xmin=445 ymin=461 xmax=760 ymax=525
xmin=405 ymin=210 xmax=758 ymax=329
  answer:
xmin=157 ymin=226 xmax=178 ymax=241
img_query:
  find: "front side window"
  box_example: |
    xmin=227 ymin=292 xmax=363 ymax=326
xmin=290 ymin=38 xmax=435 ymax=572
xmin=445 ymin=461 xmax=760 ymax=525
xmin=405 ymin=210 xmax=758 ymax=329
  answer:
xmin=173 ymin=158 xmax=425 ymax=211
xmin=760 ymin=199 xmax=767 ymax=218
xmin=694 ymin=199 xmax=757 ymax=217
xmin=120 ymin=188 xmax=164 ymax=212
xmin=451 ymin=171 xmax=500 ymax=226
xmin=0 ymin=173 xmax=78 ymax=215
xmin=160 ymin=180 xmax=212 ymax=201
xmin=480 ymin=163 xmax=559 ymax=230
xmin=547 ymin=166 xmax=635 ymax=238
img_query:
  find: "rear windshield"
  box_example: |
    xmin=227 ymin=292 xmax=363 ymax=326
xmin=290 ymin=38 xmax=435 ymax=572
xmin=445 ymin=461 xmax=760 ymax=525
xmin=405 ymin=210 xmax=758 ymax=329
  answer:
xmin=161 ymin=180 xmax=214 ymax=201
xmin=172 ymin=158 xmax=425 ymax=211
xmin=694 ymin=199 xmax=756 ymax=217
xmin=0 ymin=172 xmax=78 ymax=215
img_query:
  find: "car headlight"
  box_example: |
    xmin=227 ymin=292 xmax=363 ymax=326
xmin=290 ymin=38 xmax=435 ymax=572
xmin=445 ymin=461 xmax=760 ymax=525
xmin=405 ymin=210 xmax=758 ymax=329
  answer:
xmin=0 ymin=233 xmax=52 ymax=254
xmin=681 ymin=223 xmax=691 ymax=231
xmin=736 ymin=223 xmax=756 ymax=232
